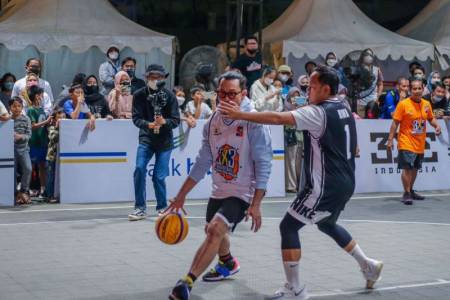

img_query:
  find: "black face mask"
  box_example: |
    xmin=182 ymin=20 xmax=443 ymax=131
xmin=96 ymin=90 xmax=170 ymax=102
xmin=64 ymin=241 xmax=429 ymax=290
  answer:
xmin=126 ymin=69 xmax=135 ymax=78
xmin=29 ymin=66 xmax=41 ymax=75
xmin=85 ymin=85 xmax=99 ymax=95
xmin=300 ymin=85 xmax=308 ymax=92
xmin=247 ymin=49 xmax=258 ymax=55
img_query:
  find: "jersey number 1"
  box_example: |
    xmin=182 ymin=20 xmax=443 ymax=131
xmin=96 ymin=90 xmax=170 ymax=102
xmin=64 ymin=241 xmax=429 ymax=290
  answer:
xmin=344 ymin=124 xmax=351 ymax=160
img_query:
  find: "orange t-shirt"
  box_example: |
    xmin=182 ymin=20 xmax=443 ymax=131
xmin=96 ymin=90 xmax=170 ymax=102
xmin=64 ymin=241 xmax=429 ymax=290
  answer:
xmin=393 ymin=98 xmax=434 ymax=154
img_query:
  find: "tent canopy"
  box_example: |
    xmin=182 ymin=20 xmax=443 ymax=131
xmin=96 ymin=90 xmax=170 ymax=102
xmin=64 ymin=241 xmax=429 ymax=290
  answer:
xmin=263 ymin=0 xmax=434 ymax=62
xmin=0 ymin=0 xmax=174 ymax=54
xmin=398 ymin=0 xmax=450 ymax=55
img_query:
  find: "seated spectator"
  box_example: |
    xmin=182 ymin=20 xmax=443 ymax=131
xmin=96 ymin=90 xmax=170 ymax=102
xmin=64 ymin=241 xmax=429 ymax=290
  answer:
xmin=84 ymin=75 xmax=112 ymax=119
xmin=63 ymin=84 xmax=96 ymax=130
xmin=45 ymin=108 xmax=66 ymax=204
xmin=380 ymin=77 xmax=409 ymax=119
xmin=0 ymin=72 xmax=16 ymax=110
xmin=0 ymin=100 xmax=10 ymax=121
xmin=277 ymin=65 xmax=294 ymax=100
xmin=12 ymin=58 xmax=54 ymax=104
xmin=99 ymin=46 xmax=121 ymax=96
xmin=250 ymin=67 xmax=282 ymax=112
xmin=173 ymin=86 xmax=196 ymax=128
xmin=27 ymin=86 xmax=52 ymax=199
xmin=424 ymin=82 xmax=448 ymax=119
xmin=424 ymin=71 xmax=441 ymax=97
xmin=186 ymin=85 xmax=214 ymax=119
xmin=442 ymin=76 xmax=450 ymax=99
xmin=304 ymin=61 xmax=317 ymax=77
xmin=108 ymin=71 xmax=133 ymax=119
xmin=121 ymin=57 xmax=146 ymax=94
xmin=10 ymin=97 xmax=32 ymax=205
xmin=20 ymin=73 xmax=52 ymax=115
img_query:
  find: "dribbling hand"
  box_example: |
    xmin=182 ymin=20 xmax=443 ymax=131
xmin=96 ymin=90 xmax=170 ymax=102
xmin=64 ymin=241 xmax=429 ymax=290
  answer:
xmin=164 ymin=196 xmax=187 ymax=216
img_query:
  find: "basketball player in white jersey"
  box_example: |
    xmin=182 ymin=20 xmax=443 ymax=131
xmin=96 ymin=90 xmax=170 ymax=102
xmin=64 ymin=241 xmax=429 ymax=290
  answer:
xmin=166 ymin=71 xmax=273 ymax=300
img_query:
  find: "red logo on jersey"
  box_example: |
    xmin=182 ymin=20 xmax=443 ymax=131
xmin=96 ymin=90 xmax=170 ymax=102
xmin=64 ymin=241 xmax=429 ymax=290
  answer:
xmin=214 ymin=144 xmax=240 ymax=181
xmin=236 ymin=126 xmax=243 ymax=137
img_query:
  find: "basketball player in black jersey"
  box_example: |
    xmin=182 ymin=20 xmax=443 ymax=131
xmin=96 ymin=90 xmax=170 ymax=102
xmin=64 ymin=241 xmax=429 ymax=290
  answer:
xmin=219 ymin=65 xmax=382 ymax=299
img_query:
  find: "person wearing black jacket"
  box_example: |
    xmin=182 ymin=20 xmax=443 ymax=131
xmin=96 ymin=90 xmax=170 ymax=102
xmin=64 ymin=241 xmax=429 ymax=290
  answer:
xmin=129 ymin=64 xmax=180 ymax=221
xmin=84 ymin=75 xmax=112 ymax=119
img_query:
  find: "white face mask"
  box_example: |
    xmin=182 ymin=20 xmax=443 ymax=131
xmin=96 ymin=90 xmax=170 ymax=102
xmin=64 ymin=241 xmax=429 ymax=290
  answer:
xmin=148 ymin=80 xmax=158 ymax=90
xmin=326 ymin=59 xmax=337 ymax=67
xmin=264 ymin=77 xmax=274 ymax=86
xmin=415 ymin=74 xmax=424 ymax=80
xmin=279 ymin=74 xmax=289 ymax=83
xmin=434 ymin=95 xmax=443 ymax=102
xmin=108 ymin=51 xmax=119 ymax=60
xmin=431 ymin=78 xmax=440 ymax=84
xmin=176 ymin=96 xmax=185 ymax=106
xmin=363 ymin=55 xmax=373 ymax=65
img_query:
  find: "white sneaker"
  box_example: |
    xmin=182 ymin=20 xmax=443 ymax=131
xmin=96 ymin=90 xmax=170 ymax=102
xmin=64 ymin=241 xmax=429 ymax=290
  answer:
xmin=128 ymin=209 xmax=147 ymax=221
xmin=362 ymin=259 xmax=383 ymax=289
xmin=267 ymin=283 xmax=309 ymax=300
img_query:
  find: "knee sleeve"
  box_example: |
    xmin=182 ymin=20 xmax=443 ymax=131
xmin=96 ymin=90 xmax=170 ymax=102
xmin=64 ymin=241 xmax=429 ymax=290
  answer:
xmin=317 ymin=222 xmax=352 ymax=248
xmin=279 ymin=213 xmax=305 ymax=249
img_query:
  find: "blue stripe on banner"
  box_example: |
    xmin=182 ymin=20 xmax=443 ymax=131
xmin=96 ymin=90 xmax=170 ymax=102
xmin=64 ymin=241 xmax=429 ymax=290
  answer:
xmin=273 ymin=150 xmax=285 ymax=154
xmin=60 ymin=152 xmax=127 ymax=157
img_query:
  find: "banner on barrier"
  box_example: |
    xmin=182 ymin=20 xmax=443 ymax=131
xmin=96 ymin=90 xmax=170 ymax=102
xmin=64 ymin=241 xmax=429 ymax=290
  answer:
xmin=59 ymin=120 xmax=286 ymax=204
xmin=0 ymin=120 xmax=14 ymax=206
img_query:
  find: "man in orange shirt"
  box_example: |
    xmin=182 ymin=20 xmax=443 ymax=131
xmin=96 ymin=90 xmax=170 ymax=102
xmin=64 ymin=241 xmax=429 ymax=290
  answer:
xmin=387 ymin=79 xmax=441 ymax=205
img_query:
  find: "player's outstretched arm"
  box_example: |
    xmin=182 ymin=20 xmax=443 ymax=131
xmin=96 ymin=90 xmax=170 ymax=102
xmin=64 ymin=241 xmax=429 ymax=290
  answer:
xmin=219 ymin=101 xmax=296 ymax=126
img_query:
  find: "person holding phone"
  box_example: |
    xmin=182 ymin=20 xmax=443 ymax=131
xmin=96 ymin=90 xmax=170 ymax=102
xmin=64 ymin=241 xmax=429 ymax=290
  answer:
xmin=250 ymin=67 xmax=282 ymax=112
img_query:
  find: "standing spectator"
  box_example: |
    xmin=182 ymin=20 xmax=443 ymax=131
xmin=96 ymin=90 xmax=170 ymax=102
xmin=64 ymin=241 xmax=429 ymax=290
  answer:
xmin=412 ymin=66 xmax=426 ymax=84
xmin=63 ymin=84 xmax=96 ymax=131
xmin=45 ymin=108 xmax=65 ymax=204
xmin=108 ymin=71 xmax=133 ymax=119
xmin=84 ymin=75 xmax=112 ymax=119
xmin=10 ymin=97 xmax=32 ymax=205
xmin=173 ymin=86 xmax=196 ymax=128
xmin=409 ymin=61 xmax=422 ymax=78
xmin=325 ymin=52 xmax=347 ymax=87
xmin=442 ymin=76 xmax=450 ymax=99
xmin=0 ymin=73 xmax=16 ymax=110
xmin=231 ymin=36 xmax=262 ymax=89
xmin=357 ymin=49 xmax=384 ymax=118
xmin=0 ymin=99 xmax=10 ymax=121
xmin=20 ymin=73 xmax=52 ymax=115
xmin=12 ymin=58 xmax=54 ymax=103
xmin=424 ymin=82 xmax=448 ymax=119
xmin=250 ymin=67 xmax=282 ymax=112
xmin=129 ymin=64 xmax=180 ymax=220
xmin=304 ymin=61 xmax=317 ymax=77
xmin=387 ymin=79 xmax=441 ymax=205
xmin=27 ymin=86 xmax=52 ymax=198
xmin=99 ymin=46 xmax=121 ymax=96
xmin=297 ymin=75 xmax=309 ymax=97
xmin=423 ymin=71 xmax=441 ymax=97
xmin=277 ymin=65 xmax=294 ymax=100
xmin=186 ymin=85 xmax=215 ymax=119
xmin=380 ymin=77 xmax=409 ymax=119
xmin=121 ymin=57 xmax=146 ymax=94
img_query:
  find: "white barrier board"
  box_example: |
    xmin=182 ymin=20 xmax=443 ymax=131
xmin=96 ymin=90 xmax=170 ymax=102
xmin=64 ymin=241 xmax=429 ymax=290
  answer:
xmin=0 ymin=120 xmax=14 ymax=206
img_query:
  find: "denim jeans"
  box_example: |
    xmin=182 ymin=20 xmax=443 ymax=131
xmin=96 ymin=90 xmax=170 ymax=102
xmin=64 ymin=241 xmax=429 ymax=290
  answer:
xmin=45 ymin=160 xmax=56 ymax=198
xmin=14 ymin=150 xmax=31 ymax=192
xmin=133 ymin=143 xmax=172 ymax=211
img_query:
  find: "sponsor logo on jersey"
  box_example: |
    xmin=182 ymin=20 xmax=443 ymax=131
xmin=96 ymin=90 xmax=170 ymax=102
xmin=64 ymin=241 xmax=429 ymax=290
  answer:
xmin=214 ymin=144 xmax=240 ymax=181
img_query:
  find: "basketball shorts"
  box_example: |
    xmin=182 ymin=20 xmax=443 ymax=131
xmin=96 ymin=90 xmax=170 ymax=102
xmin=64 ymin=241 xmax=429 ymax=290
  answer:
xmin=206 ymin=197 xmax=250 ymax=232
xmin=398 ymin=150 xmax=424 ymax=170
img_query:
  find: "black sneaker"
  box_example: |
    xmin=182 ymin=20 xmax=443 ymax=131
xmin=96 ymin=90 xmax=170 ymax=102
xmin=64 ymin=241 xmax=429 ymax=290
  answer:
xmin=402 ymin=192 xmax=413 ymax=205
xmin=411 ymin=190 xmax=425 ymax=200
xmin=169 ymin=278 xmax=192 ymax=300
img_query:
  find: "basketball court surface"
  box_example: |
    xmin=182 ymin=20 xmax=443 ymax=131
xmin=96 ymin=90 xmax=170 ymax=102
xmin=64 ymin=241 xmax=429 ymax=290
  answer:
xmin=1 ymin=191 xmax=449 ymax=300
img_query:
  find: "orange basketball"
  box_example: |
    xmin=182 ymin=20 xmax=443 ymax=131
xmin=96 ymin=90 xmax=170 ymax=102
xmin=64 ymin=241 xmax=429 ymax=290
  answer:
xmin=155 ymin=212 xmax=189 ymax=245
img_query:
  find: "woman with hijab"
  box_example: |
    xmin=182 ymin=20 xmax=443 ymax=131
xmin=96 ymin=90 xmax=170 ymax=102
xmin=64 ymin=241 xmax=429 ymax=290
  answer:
xmin=107 ymin=71 xmax=133 ymax=119
xmin=296 ymin=75 xmax=309 ymax=98
xmin=250 ymin=67 xmax=282 ymax=112
xmin=84 ymin=75 xmax=112 ymax=119
xmin=424 ymin=71 xmax=441 ymax=97
xmin=20 ymin=73 xmax=52 ymax=115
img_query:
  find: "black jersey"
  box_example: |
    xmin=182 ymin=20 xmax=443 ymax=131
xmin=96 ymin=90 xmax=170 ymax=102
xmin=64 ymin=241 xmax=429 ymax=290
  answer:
xmin=287 ymin=98 xmax=357 ymax=224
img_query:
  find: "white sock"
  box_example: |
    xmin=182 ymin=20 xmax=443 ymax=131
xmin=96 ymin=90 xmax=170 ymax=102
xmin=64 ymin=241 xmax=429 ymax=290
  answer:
xmin=283 ymin=261 xmax=300 ymax=291
xmin=349 ymin=244 xmax=370 ymax=269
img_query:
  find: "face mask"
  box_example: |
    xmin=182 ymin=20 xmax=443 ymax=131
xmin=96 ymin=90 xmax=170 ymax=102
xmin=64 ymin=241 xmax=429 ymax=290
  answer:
xmin=279 ymin=74 xmax=289 ymax=83
xmin=120 ymin=81 xmax=131 ymax=95
xmin=148 ymin=80 xmax=158 ymax=90
xmin=363 ymin=55 xmax=373 ymax=65
xmin=108 ymin=51 xmax=119 ymax=61
xmin=300 ymin=85 xmax=308 ymax=92
xmin=176 ymin=96 xmax=185 ymax=106
xmin=434 ymin=95 xmax=443 ymax=102
xmin=264 ymin=77 xmax=274 ymax=86
xmin=415 ymin=74 xmax=424 ymax=80
xmin=85 ymin=85 xmax=98 ymax=95
xmin=126 ymin=69 xmax=135 ymax=78
xmin=247 ymin=49 xmax=258 ymax=55
xmin=431 ymin=78 xmax=440 ymax=84
xmin=28 ymin=66 xmax=40 ymax=75
xmin=326 ymin=59 xmax=337 ymax=67
xmin=3 ymin=81 xmax=14 ymax=91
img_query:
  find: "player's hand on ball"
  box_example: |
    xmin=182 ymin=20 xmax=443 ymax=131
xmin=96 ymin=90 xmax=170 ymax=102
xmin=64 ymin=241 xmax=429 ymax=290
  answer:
xmin=245 ymin=205 xmax=262 ymax=233
xmin=165 ymin=196 xmax=187 ymax=215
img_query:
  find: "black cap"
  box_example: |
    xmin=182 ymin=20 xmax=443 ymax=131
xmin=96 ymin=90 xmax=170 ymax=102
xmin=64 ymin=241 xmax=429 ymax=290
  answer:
xmin=145 ymin=64 xmax=169 ymax=78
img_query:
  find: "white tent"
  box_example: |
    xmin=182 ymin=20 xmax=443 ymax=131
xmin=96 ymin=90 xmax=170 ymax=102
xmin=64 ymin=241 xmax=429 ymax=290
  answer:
xmin=262 ymin=0 xmax=435 ymax=80
xmin=398 ymin=0 xmax=450 ymax=69
xmin=0 ymin=0 xmax=176 ymax=96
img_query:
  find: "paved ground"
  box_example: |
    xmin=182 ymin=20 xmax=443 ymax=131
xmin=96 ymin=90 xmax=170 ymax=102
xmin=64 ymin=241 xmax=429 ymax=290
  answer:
xmin=1 ymin=191 xmax=450 ymax=300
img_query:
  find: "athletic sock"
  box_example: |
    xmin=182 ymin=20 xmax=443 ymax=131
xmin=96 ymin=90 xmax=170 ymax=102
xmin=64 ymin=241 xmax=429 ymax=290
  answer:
xmin=283 ymin=261 xmax=300 ymax=291
xmin=186 ymin=272 xmax=197 ymax=283
xmin=349 ymin=244 xmax=370 ymax=269
xmin=219 ymin=253 xmax=235 ymax=269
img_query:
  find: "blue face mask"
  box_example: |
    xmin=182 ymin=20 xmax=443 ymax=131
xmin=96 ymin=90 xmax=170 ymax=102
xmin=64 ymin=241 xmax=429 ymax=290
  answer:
xmin=3 ymin=81 xmax=14 ymax=91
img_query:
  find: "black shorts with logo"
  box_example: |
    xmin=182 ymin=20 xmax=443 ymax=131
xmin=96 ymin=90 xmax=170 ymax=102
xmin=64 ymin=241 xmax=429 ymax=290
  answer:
xmin=398 ymin=150 xmax=424 ymax=170
xmin=206 ymin=197 xmax=250 ymax=232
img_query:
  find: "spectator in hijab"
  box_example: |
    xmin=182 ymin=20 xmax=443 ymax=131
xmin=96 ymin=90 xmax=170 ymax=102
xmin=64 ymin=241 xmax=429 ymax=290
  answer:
xmin=424 ymin=82 xmax=448 ymax=119
xmin=231 ymin=36 xmax=262 ymax=89
xmin=424 ymin=71 xmax=441 ymax=97
xmin=12 ymin=58 xmax=54 ymax=104
xmin=250 ymin=67 xmax=282 ymax=112
xmin=186 ymin=85 xmax=214 ymax=119
xmin=277 ymin=65 xmax=294 ymax=100
xmin=63 ymin=84 xmax=96 ymax=131
xmin=84 ymin=75 xmax=112 ymax=119
xmin=99 ymin=46 xmax=121 ymax=96
xmin=20 ymin=73 xmax=52 ymax=115
xmin=304 ymin=61 xmax=317 ymax=77
xmin=296 ymin=75 xmax=309 ymax=98
xmin=0 ymin=72 xmax=16 ymax=110
xmin=121 ymin=57 xmax=146 ymax=94
xmin=56 ymin=73 xmax=86 ymax=107
xmin=357 ymin=48 xmax=384 ymax=118
xmin=108 ymin=71 xmax=133 ymax=119
xmin=173 ymin=86 xmax=196 ymax=128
